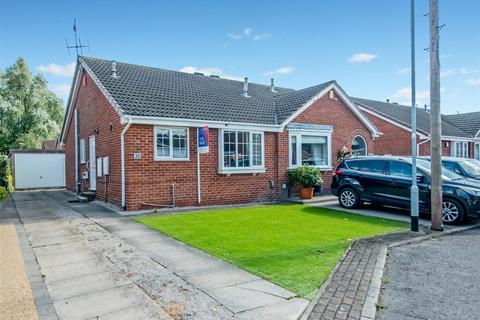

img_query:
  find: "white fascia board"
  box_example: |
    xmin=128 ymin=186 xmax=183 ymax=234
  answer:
xmin=441 ymin=135 xmax=475 ymax=142
xmin=358 ymin=105 xmax=430 ymax=140
xmin=122 ymin=115 xmax=283 ymax=132
xmin=59 ymin=63 xmax=82 ymax=143
xmin=279 ymin=83 xmax=381 ymax=138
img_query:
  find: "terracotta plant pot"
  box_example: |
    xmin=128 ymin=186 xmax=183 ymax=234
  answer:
xmin=299 ymin=187 xmax=314 ymax=200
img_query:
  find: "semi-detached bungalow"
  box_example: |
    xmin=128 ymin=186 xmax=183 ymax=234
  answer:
xmin=59 ymin=57 xmax=381 ymax=210
xmin=354 ymin=98 xmax=478 ymax=159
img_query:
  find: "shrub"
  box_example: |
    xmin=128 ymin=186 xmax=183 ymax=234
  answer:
xmin=288 ymin=165 xmax=323 ymax=188
xmin=0 ymin=186 xmax=7 ymax=201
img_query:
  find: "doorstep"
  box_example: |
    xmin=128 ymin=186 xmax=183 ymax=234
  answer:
xmin=286 ymin=195 xmax=337 ymax=204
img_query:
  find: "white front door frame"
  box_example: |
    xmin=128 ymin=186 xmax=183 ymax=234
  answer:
xmin=89 ymin=135 xmax=96 ymax=191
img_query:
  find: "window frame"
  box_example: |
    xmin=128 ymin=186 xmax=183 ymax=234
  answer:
xmin=79 ymin=139 xmax=86 ymax=164
xmin=288 ymin=129 xmax=332 ymax=170
xmin=452 ymin=141 xmax=469 ymax=158
xmin=474 ymin=142 xmax=480 ymax=160
xmin=218 ymin=129 xmax=265 ymax=174
xmin=153 ymin=126 xmax=190 ymax=161
xmin=351 ymin=135 xmax=368 ymax=157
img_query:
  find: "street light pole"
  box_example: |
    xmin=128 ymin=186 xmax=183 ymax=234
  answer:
xmin=410 ymin=0 xmax=419 ymax=232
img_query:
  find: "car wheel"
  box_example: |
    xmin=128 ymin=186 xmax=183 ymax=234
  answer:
xmin=339 ymin=188 xmax=360 ymax=209
xmin=442 ymin=198 xmax=465 ymax=225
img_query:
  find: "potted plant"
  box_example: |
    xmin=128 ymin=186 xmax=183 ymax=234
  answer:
xmin=288 ymin=165 xmax=323 ymax=199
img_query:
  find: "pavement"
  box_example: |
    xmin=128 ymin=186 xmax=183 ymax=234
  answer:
xmin=377 ymin=227 xmax=480 ymax=320
xmin=1 ymin=190 xmax=308 ymax=320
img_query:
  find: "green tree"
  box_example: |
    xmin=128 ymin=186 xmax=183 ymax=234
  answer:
xmin=0 ymin=58 xmax=65 ymax=154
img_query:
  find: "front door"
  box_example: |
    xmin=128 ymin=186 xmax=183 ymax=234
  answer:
xmin=89 ymin=135 xmax=96 ymax=191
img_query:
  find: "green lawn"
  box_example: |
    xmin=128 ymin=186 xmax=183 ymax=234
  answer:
xmin=135 ymin=204 xmax=407 ymax=299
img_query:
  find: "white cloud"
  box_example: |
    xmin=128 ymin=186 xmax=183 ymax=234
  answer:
xmin=396 ymin=67 xmax=410 ymax=75
xmin=348 ymin=53 xmax=378 ymax=63
xmin=37 ymin=62 xmax=75 ymax=77
xmin=392 ymin=87 xmax=429 ymax=106
xmin=253 ymin=33 xmax=271 ymax=41
xmin=465 ymin=78 xmax=480 ymax=86
xmin=460 ymin=68 xmax=480 ymax=75
xmin=440 ymin=68 xmax=455 ymax=77
xmin=179 ymin=66 xmax=243 ymax=81
xmin=49 ymin=84 xmax=71 ymax=98
xmin=228 ymin=27 xmax=253 ymax=40
xmin=264 ymin=66 xmax=294 ymax=76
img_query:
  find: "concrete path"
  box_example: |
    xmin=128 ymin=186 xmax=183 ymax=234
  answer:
xmin=6 ymin=190 xmax=308 ymax=320
xmin=377 ymin=227 xmax=480 ymax=320
xmin=49 ymin=191 xmax=309 ymax=320
xmin=312 ymin=200 xmax=431 ymax=226
xmin=3 ymin=192 xmax=169 ymax=320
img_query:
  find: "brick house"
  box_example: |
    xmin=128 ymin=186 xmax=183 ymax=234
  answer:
xmin=443 ymin=111 xmax=480 ymax=160
xmin=59 ymin=57 xmax=380 ymax=210
xmin=353 ymin=98 xmax=477 ymax=159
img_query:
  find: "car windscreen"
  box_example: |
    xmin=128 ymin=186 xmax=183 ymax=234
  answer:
xmin=417 ymin=159 xmax=464 ymax=181
xmin=459 ymin=160 xmax=480 ymax=177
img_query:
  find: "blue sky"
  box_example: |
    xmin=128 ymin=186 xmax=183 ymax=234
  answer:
xmin=1 ymin=0 xmax=479 ymax=114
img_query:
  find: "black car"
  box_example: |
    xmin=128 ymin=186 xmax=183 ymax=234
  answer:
xmin=331 ymin=156 xmax=480 ymax=225
xmin=420 ymin=156 xmax=480 ymax=181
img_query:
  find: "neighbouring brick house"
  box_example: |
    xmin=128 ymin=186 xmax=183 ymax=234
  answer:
xmin=353 ymin=98 xmax=477 ymax=159
xmin=59 ymin=57 xmax=381 ymax=210
xmin=443 ymin=111 xmax=480 ymax=160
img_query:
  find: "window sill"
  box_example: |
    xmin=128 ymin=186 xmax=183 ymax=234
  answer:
xmin=288 ymin=165 xmax=333 ymax=171
xmin=154 ymin=158 xmax=190 ymax=161
xmin=219 ymin=168 xmax=266 ymax=175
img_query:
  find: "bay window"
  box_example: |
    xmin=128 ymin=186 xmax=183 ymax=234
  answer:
xmin=154 ymin=127 xmax=189 ymax=160
xmin=220 ymin=130 xmax=264 ymax=173
xmin=475 ymin=142 xmax=479 ymax=160
xmin=289 ymin=128 xmax=332 ymax=169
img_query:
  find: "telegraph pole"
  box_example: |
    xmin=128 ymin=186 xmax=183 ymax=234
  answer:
xmin=410 ymin=0 xmax=419 ymax=232
xmin=429 ymin=0 xmax=444 ymax=231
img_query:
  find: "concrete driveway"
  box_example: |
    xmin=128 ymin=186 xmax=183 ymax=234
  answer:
xmin=1 ymin=190 xmax=308 ymax=320
xmin=377 ymin=227 xmax=480 ymax=320
xmin=314 ymin=200 xmax=436 ymax=226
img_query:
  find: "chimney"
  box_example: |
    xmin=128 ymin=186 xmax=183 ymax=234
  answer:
xmin=243 ymin=77 xmax=250 ymax=97
xmin=424 ymin=104 xmax=428 ymax=111
xmin=111 ymin=61 xmax=118 ymax=79
xmin=270 ymin=78 xmax=276 ymax=92
xmin=386 ymin=99 xmax=390 ymax=103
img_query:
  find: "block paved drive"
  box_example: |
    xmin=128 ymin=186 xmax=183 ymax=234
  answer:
xmin=4 ymin=190 xmax=308 ymax=320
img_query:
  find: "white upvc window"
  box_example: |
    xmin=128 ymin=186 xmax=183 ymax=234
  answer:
xmin=219 ymin=129 xmax=265 ymax=174
xmin=452 ymin=141 xmax=469 ymax=158
xmin=289 ymin=130 xmax=332 ymax=170
xmin=154 ymin=126 xmax=189 ymax=160
xmin=79 ymin=139 xmax=86 ymax=164
xmin=474 ymin=142 xmax=480 ymax=160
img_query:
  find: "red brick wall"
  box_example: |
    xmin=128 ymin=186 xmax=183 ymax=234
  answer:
xmin=123 ymin=126 xmax=280 ymax=210
xmin=65 ymin=71 xmax=124 ymax=207
xmin=364 ymin=111 xmax=455 ymax=157
xmin=291 ymin=91 xmax=375 ymax=188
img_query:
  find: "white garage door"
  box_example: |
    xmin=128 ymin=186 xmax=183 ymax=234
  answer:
xmin=14 ymin=153 xmax=65 ymax=189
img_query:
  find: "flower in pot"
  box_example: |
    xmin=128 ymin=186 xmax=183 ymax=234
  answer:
xmin=288 ymin=165 xmax=323 ymax=200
